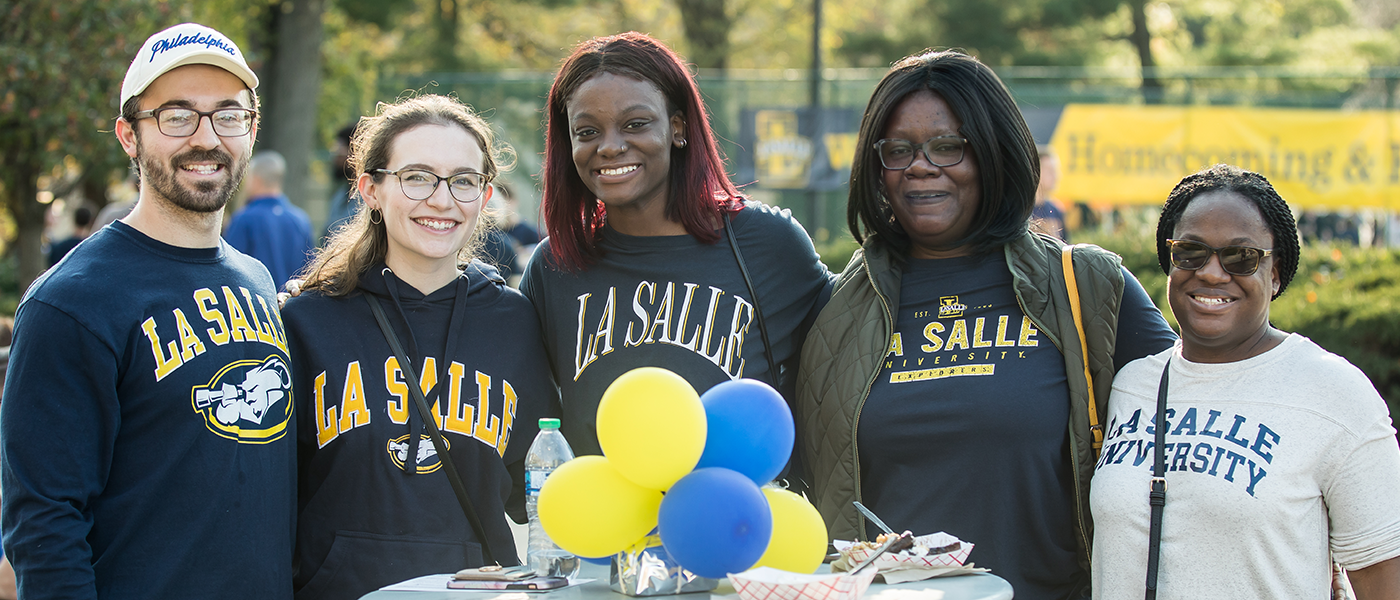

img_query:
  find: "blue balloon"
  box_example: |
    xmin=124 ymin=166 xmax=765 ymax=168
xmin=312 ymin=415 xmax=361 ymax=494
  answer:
xmin=694 ymin=379 xmax=794 ymax=485
xmin=657 ymin=468 xmax=773 ymax=579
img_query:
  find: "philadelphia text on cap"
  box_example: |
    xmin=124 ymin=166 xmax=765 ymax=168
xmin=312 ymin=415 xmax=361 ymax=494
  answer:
xmin=147 ymin=31 xmax=236 ymax=63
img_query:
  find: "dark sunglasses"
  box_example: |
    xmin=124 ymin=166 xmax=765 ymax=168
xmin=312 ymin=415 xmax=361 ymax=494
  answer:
xmin=1167 ymin=239 xmax=1273 ymax=276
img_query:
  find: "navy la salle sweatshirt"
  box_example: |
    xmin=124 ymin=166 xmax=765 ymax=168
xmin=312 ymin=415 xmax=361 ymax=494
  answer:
xmin=284 ymin=262 xmax=559 ymax=599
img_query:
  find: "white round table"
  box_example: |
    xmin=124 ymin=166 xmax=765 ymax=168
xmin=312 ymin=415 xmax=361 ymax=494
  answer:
xmin=360 ymin=562 xmax=1013 ymax=600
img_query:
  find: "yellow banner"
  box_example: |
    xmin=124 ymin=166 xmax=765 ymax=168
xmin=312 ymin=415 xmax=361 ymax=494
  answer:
xmin=1051 ymin=104 xmax=1400 ymax=209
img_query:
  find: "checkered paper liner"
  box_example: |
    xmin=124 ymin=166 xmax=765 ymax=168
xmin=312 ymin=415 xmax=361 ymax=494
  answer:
xmin=835 ymin=532 xmax=972 ymax=569
xmin=730 ymin=567 xmax=878 ymax=600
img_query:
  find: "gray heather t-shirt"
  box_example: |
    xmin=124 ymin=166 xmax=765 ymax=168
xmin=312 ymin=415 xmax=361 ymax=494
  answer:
xmin=1092 ymin=335 xmax=1400 ymax=599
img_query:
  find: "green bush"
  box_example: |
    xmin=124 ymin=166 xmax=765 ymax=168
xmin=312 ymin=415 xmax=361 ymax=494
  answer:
xmin=1272 ymin=246 xmax=1400 ymax=409
xmin=816 ymin=237 xmax=860 ymax=274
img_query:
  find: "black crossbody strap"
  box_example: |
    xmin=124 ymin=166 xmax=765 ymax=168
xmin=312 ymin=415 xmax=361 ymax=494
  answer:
xmin=366 ymin=294 xmax=500 ymax=566
xmin=723 ymin=212 xmax=780 ymax=388
xmin=1145 ymin=356 xmax=1171 ymax=599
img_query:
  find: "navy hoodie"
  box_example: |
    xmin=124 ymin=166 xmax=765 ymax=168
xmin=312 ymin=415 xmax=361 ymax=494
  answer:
xmin=284 ymin=262 xmax=559 ymax=600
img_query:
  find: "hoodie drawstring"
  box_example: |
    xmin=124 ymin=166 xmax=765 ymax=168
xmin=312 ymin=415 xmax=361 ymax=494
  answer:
xmin=381 ymin=267 xmax=468 ymax=476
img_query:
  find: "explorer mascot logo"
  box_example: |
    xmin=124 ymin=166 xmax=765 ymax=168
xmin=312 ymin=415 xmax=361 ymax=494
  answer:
xmin=191 ymin=355 xmax=292 ymax=443
xmin=387 ymin=434 xmax=447 ymax=473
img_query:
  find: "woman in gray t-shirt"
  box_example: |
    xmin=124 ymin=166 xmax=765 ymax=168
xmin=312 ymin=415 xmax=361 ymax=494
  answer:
xmin=1092 ymin=164 xmax=1400 ymax=599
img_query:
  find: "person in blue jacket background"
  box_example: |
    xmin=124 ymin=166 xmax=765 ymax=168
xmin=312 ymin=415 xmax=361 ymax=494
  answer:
xmin=224 ymin=149 xmax=314 ymax=291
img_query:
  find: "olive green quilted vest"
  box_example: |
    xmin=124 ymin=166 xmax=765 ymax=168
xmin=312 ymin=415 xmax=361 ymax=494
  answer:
xmin=796 ymin=231 xmax=1123 ymax=573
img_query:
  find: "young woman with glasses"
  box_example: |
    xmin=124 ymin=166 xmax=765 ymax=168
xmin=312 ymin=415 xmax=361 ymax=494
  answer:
xmin=795 ymin=49 xmax=1176 ymax=600
xmin=282 ymin=95 xmax=560 ymax=599
xmin=1091 ymin=164 xmax=1400 ymax=599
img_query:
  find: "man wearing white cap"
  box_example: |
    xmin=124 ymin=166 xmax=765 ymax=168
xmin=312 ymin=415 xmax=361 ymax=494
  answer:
xmin=0 ymin=23 xmax=294 ymax=599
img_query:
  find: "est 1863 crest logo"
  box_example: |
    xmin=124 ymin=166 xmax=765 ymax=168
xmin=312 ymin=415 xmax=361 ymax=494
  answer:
xmin=938 ymin=296 xmax=967 ymax=318
xmin=190 ymin=355 xmax=292 ymax=443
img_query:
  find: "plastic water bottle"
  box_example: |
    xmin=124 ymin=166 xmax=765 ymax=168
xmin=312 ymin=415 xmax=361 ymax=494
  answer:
xmin=526 ymin=418 xmax=580 ymax=578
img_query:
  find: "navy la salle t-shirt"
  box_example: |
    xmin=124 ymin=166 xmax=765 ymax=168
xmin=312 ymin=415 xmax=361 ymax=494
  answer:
xmin=857 ymin=251 xmax=1172 ymax=600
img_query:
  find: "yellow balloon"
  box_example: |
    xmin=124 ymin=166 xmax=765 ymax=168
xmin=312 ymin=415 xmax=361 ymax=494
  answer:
xmin=538 ymin=456 xmax=663 ymax=559
xmin=753 ymin=488 xmax=828 ymax=573
xmin=596 ymin=367 xmax=706 ymax=490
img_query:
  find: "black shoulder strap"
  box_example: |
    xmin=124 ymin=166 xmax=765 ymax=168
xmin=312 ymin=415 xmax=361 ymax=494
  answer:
xmin=723 ymin=211 xmax=780 ymax=388
xmin=366 ymin=294 xmax=502 ymax=566
xmin=1145 ymin=356 xmax=1171 ymax=599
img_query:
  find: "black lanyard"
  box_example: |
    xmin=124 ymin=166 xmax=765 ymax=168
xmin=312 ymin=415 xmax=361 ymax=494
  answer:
xmin=1145 ymin=357 xmax=1171 ymax=599
xmin=367 ymin=294 xmax=502 ymax=566
xmin=722 ymin=211 xmax=780 ymax=389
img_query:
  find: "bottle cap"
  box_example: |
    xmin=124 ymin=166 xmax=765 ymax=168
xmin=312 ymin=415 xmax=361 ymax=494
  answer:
xmin=539 ymin=418 xmax=561 ymax=429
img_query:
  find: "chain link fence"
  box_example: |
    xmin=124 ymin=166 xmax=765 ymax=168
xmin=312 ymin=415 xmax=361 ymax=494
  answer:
xmin=345 ymin=67 xmax=1399 ymax=243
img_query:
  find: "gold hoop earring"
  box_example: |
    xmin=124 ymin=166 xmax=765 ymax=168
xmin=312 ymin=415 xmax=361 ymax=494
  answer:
xmin=369 ymin=208 xmax=382 ymax=225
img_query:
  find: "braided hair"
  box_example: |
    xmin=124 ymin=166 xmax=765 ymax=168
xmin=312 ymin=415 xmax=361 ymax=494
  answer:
xmin=1156 ymin=164 xmax=1300 ymax=299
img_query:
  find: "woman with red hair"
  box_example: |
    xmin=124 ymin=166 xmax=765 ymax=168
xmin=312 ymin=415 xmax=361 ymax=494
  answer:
xmin=520 ymin=32 xmax=832 ymax=471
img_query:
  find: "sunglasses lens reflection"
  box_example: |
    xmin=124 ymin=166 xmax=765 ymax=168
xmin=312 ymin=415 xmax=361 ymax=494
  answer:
xmin=1171 ymin=242 xmax=1212 ymax=270
xmin=1171 ymin=241 xmax=1261 ymax=276
xmin=1220 ymin=248 xmax=1256 ymax=273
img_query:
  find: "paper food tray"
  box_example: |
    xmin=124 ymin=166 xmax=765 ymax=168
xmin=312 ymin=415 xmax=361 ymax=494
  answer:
xmin=730 ymin=567 xmax=877 ymax=600
xmin=834 ymin=532 xmax=972 ymax=568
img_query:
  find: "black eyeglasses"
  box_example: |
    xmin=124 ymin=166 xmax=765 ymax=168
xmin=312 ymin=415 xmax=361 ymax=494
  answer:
xmin=131 ymin=107 xmax=257 ymax=137
xmin=873 ymin=136 xmax=968 ymax=170
xmin=373 ymin=168 xmax=488 ymax=203
xmin=1167 ymin=239 xmax=1273 ymax=276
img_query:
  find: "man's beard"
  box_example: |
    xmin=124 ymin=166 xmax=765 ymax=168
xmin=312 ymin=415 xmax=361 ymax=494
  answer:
xmin=137 ymin=143 xmax=249 ymax=213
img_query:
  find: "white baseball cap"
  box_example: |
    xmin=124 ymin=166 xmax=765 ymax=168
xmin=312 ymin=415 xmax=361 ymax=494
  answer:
xmin=120 ymin=23 xmax=259 ymax=109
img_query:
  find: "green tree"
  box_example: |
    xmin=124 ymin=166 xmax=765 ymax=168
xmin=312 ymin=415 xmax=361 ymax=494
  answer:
xmin=1127 ymin=0 xmax=1162 ymax=101
xmin=1159 ymin=0 xmax=1396 ymax=67
xmin=258 ymin=0 xmax=328 ymax=209
xmin=830 ymin=0 xmax=1123 ymax=67
xmin=179 ymin=0 xmax=330 ymax=211
xmin=0 ymin=0 xmax=187 ymax=291
xmin=676 ymin=0 xmax=732 ymax=70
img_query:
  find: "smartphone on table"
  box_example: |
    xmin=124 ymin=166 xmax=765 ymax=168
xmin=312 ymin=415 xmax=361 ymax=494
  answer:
xmin=454 ymin=565 xmax=536 ymax=582
xmin=447 ymin=577 xmax=569 ymax=591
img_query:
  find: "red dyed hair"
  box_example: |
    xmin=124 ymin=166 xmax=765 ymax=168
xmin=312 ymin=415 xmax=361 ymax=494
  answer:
xmin=541 ymin=32 xmax=744 ymax=271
